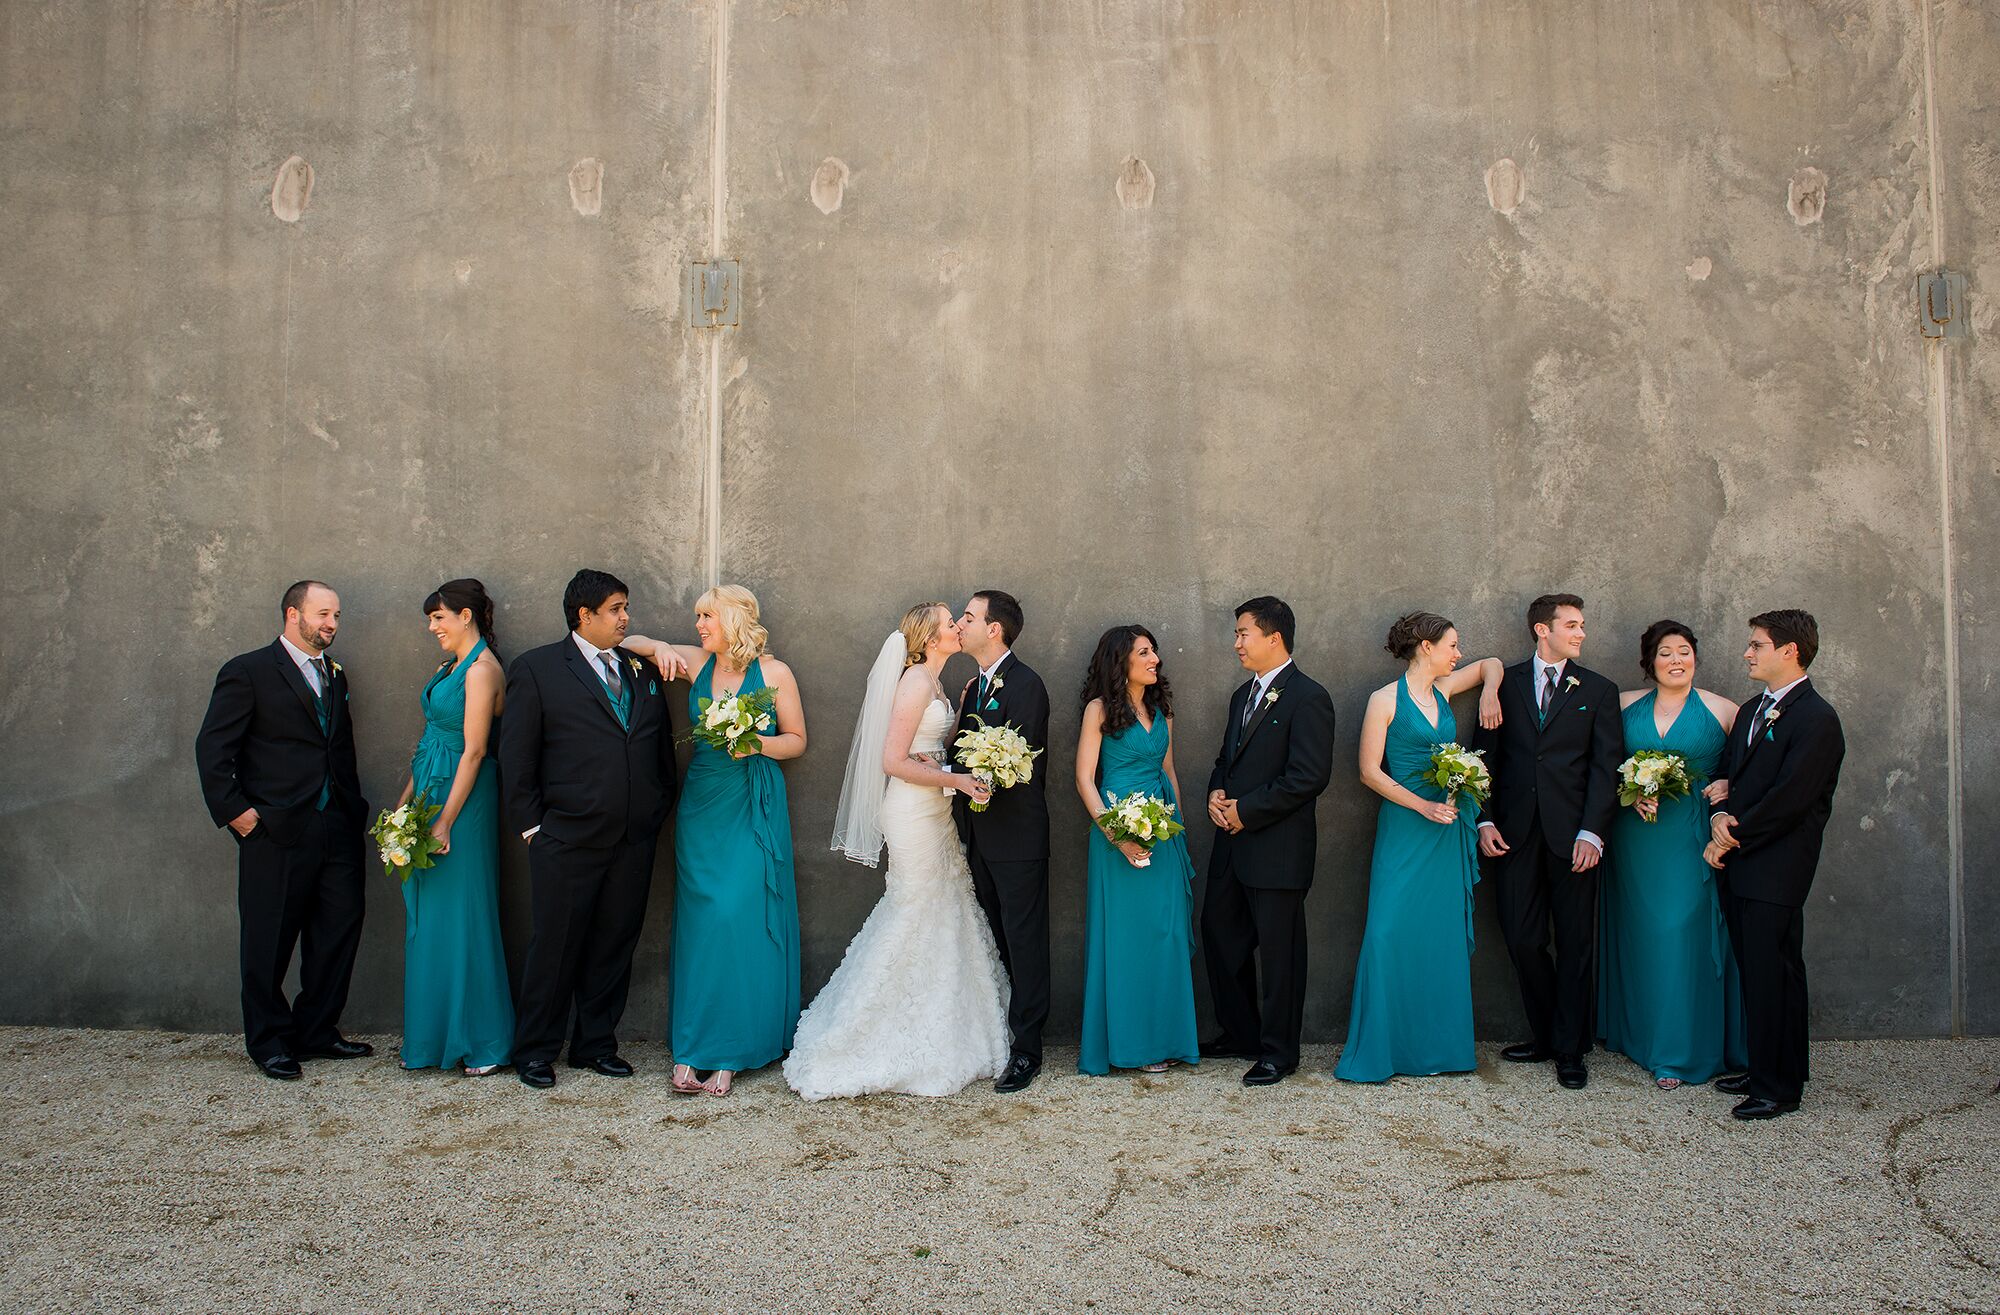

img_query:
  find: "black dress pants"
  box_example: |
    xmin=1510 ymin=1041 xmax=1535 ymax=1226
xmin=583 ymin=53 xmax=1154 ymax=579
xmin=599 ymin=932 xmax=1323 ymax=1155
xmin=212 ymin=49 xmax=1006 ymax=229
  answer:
xmin=1494 ymin=833 xmax=1598 ymax=1058
xmin=968 ymin=847 xmax=1050 ymax=1064
xmin=1199 ymin=863 xmax=1306 ymax=1070
xmin=1724 ymin=892 xmax=1810 ymax=1104
xmin=513 ymin=833 xmax=657 ymax=1064
xmin=236 ymin=811 xmax=366 ymax=1061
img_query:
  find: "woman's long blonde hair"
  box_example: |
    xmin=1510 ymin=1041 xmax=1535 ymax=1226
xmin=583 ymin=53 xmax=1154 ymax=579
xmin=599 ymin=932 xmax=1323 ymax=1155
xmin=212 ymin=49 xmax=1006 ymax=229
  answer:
xmin=696 ymin=584 xmax=770 ymax=669
xmin=900 ymin=602 xmax=951 ymax=668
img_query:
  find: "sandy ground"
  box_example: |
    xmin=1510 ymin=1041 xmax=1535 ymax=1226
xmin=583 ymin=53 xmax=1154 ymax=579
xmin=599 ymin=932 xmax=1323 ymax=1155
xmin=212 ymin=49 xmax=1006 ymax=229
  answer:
xmin=0 ymin=1028 xmax=1994 ymax=1314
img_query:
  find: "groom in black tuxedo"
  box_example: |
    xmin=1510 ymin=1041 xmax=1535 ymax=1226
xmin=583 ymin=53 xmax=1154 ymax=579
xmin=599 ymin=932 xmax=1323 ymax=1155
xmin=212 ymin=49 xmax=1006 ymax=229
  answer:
xmin=195 ymin=580 xmax=372 ymax=1080
xmin=1705 ymin=610 xmax=1844 ymax=1120
xmin=1200 ymin=597 xmax=1336 ymax=1086
xmin=1473 ymin=593 xmax=1626 ymax=1089
xmin=500 ymin=570 xmax=679 ymax=1089
xmin=950 ymin=589 xmax=1052 ymax=1093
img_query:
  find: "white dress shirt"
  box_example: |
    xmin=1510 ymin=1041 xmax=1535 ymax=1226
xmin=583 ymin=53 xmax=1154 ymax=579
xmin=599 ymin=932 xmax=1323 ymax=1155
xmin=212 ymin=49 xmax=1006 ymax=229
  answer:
xmin=978 ymin=649 xmax=1011 ymax=695
xmin=1479 ymin=655 xmax=1602 ymax=854
xmin=279 ymin=633 xmax=331 ymax=697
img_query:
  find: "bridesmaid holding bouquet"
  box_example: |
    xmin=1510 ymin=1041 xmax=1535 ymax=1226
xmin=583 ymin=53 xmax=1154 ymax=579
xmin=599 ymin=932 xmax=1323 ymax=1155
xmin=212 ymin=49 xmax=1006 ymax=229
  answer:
xmin=1073 ymin=625 xmax=1200 ymax=1076
xmin=1335 ymin=613 xmax=1502 ymax=1083
xmin=397 ymin=579 xmax=515 ymax=1075
xmin=629 ymin=586 xmax=805 ymax=1096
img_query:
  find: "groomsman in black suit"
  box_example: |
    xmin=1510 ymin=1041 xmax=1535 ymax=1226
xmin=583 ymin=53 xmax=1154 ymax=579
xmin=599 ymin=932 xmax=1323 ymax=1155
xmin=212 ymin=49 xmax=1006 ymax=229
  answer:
xmin=1705 ymin=609 xmax=1845 ymax=1120
xmin=1474 ymin=593 xmax=1626 ymax=1089
xmin=1200 ymin=597 xmax=1336 ymax=1086
xmin=500 ymin=570 xmax=680 ymax=1089
xmin=950 ymin=589 xmax=1052 ymax=1093
xmin=195 ymin=581 xmax=372 ymax=1080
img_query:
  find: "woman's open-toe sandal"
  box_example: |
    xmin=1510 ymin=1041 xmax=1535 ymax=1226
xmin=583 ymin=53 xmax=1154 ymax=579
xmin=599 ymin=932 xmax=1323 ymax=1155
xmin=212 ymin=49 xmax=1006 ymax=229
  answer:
xmin=703 ymin=1069 xmax=735 ymax=1098
xmin=671 ymin=1064 xmax=707 ymax=1095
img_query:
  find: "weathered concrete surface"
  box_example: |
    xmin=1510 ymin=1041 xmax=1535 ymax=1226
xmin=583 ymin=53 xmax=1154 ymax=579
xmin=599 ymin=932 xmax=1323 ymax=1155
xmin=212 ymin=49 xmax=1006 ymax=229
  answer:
xmin=0 ymin=1028 xmax=1995 ymax=1312
xmin=0 ymin=1 xmax=1993 ymax=1039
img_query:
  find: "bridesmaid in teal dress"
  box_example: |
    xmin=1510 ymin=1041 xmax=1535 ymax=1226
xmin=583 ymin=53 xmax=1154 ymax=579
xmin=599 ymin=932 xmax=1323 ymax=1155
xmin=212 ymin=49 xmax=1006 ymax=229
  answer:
xmin=1336 ymin=613 xmax=1503 ymax=1083
xmin=1074 ymin=625 xmax=1200 ymax=1076
xmin=631 ymin=585 xmax=805 ymax=1097
xmin=1600 ymin=619 xmax=1747 ymax=1088
xmin=398 ymin=579 xmax=515 ymax=1075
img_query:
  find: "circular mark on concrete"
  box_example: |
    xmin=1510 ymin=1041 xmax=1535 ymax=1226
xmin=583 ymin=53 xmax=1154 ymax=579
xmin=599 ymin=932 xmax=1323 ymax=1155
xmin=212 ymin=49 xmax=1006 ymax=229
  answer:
xmin=569 ymin=158 xmax=604 ymax=217
xmin=1787 ymin=166 xmax=1827 ymax=226
xmin=1685 ymin=256 xmax=1712 ymax=281
xmin=1485 ymin=158 xmax=1524 ymax=215
xmin=811 ymin=158 xmax=849 ymax=215
xmin=1115 ymin=156 xmax=1155 ymax=210
xmin=271 ymin=155 xmax=313 ymax=223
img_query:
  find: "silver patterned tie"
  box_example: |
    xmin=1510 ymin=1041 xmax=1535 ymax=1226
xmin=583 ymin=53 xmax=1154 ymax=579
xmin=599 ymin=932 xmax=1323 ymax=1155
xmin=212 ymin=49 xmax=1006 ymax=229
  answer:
xmin=1540 ymin=667 xmax=1558 ymax=719
xmin=600 ymin=652 xmax=623 ymax=700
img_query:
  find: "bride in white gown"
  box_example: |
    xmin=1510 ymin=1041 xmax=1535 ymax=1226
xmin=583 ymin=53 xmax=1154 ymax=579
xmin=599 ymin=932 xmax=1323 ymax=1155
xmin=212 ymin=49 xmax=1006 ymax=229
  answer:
xmin=784 ymin=603 xmax=1011 ymax=1100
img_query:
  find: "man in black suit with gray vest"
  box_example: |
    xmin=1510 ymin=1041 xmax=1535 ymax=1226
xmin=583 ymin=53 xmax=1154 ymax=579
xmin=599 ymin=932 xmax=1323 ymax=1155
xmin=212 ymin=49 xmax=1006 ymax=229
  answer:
xmin=195 ymin=580 xmax=372 ymax=1080
xmin=1705 ymin=609 xmax=1844 ymax=1120
xmin=501 ymin=569 xmax=680 ymax=1090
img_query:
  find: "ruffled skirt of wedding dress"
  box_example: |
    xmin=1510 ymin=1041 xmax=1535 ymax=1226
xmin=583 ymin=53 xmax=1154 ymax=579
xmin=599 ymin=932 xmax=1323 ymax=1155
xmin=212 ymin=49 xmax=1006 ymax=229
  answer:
xmin=784 ymin=779 xmax=1010 ymax=1100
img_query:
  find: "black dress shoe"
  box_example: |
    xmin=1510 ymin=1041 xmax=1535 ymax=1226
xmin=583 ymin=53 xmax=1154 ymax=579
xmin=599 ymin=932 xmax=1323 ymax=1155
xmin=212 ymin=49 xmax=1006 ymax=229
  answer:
xmin=568 ymin=1054 xmax=634 ymax=1078
xmin=256 ymin=1054 xmax=302 ymax=1081
xmin=1501 ymin=1042 xmax=1552 ymax=1064
xmin=1242 ymin=1060 xmax=1295 ymax=1087
xmin=1715 ymin=1073 xmax=1753 ymax=1095
xmin=1556 ymin=1056 xmax=1588 ymax=1089
xmin=994 ymin=1056 xmax=1041 ymax=1094
xmin=1199 ymin=1039 xmax=1258 ymax=1061
xmin=298 ymin=1038 xmax=374 ymax=1060
xmin=1731 ymin=1096 xmax=1799 ymax=1120
xmin=517 ymin=1060 xmax=556 ymax=1089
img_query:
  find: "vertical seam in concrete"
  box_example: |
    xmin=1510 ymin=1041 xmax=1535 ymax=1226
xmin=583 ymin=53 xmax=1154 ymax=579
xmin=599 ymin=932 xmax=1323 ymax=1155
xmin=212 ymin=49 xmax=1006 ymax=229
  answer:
xmin=702 ymin=0 xmax=731 ymax=589
xmin=1919 ymin=0 xmax=1965 ymax=1037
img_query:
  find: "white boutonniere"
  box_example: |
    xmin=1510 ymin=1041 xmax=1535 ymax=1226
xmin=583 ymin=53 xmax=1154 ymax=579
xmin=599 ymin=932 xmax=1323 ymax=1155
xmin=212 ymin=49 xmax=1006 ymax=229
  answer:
xmin=988 ymin=673 xmax=1005 ymax=694
xmin=1564 ymin=675 xmax=1579 ymax=691
xmin=1765 ymin=705 xmax=1784 ymax=726
xmin=629 ymin=656 xmax=643 ymax=675
xmin=1263 ymin=687 xmax=1281 ymax=710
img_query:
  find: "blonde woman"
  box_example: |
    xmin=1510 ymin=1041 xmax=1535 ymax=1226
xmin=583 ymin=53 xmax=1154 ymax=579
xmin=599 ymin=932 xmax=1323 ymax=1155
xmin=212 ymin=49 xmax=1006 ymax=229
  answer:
xmin=782 ymin=603 xmax=1009 ymax=1100
xmin=628 ymin=585 xmax=805 ymax=1096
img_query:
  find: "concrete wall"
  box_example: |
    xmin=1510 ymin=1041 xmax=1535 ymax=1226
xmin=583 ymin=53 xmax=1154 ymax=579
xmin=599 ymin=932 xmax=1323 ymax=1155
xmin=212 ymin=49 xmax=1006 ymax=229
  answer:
xmin=2 ymin=0 xmax=1992 ymax=1042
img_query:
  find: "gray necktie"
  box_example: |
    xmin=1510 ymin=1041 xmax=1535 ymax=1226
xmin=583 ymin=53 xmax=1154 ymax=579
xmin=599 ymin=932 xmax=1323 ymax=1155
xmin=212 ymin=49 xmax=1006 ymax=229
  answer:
xmin=1539 ymin=667 xmax=1558 ymax=719
xmin=1751 ymin=693 xmax=1776 ymax=745
xmin=1242 ymin=678 xmax=1262 ymax=729
xmin=600 ymin=652 xmax=623 ymax=700
xmin=309 ymin=656 xmax=329 ymax=698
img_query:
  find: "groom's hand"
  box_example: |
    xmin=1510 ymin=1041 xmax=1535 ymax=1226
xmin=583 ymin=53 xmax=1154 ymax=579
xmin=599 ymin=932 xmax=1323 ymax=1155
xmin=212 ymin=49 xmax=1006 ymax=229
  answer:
xmin=228 ymin=807 xmax=260 ymax=837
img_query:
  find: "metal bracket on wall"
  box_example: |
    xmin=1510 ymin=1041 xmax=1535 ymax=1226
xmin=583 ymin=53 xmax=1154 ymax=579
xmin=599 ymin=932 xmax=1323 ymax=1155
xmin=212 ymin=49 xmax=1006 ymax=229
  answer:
xmin=686 ymin=259 xmax=741 ymax=328
xmin=1916 ymin=269 xmax=1967 ymax=340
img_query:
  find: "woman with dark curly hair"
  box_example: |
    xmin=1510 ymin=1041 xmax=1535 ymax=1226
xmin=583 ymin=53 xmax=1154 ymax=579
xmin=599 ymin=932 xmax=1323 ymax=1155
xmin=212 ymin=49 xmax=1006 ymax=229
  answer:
xmin=1600 ymin=620 xmax=1745 ymax=1090
xmin=1073 ymin=625 xmax=1200 ymax=1075
xmin=1334 ymin=612 xmax=1503 ymax=1083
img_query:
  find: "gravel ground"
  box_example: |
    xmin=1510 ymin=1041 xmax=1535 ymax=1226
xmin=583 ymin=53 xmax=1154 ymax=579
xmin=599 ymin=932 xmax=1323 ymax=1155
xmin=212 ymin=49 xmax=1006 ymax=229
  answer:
xmin=1 ymin=1027 xmax=1995 ymax=1314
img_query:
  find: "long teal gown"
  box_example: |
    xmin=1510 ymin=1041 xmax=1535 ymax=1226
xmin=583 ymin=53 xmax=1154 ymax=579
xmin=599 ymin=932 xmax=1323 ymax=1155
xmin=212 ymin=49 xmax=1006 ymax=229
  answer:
xmin=401 ymin=639 xmax=515 ymax=1071
xmin=1599 ymin=692 xmax=1747 ymax=1083
xmin=669 ymin=656 xmax=801 ymax=1072
xmin=1335 ymin=677 xmax=1480 ymax=1083
xmin=1079 ymin=712 xmax=1200 ymax=1075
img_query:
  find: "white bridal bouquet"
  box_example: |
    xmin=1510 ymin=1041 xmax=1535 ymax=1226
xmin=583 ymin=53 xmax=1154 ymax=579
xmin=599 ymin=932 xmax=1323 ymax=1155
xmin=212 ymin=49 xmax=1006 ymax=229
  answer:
xmin=1617 ymin=749 xmax=1693 ymax=819
xmin=1426 ymin=742 xmax=1493 ymax=809
xmin=952 ymin=716 xmax=1043 ymax=813
xmin=1096 ymin=793 xmax=1185 ymax=868
xmin=371 ymin=794 xmax=445 ymax=881
xmin=690 ymin=687 xmax=778 ymax=756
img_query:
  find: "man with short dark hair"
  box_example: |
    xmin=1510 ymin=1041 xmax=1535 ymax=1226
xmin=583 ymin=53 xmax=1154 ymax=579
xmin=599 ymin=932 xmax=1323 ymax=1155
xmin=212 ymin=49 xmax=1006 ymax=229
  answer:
xmin=1200 ymin=596 xmax=1336 ymax=1086
xmin=1474 ymin=593 xmax=1626 ymax=1089
xmin=500 ymin=569 xmax=680 ymax=1089
xmin=951 ymin=589 xmax=1052 ymax=1093
xmin=195 ymin=581 xmax=371 ymax=1080
xmin=1705 ymin=609 xmax=1844 ymax=1120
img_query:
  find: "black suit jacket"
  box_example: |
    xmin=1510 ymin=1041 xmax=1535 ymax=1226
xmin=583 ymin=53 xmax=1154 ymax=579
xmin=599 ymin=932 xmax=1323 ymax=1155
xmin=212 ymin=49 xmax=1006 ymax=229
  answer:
xmin=949 ymin=651 xmax=1051 ymax=862
xmin=1472 ymin=659 xmax=1625 ymax=856
xmin=195 ymin=640 xmax=367 ymax=846
xmin=499 ymin=638 xmax=679 ymax=850
xmin=1714 ymin=680 xmax=1844 ymax=907
xmin=1206 ymin=664 xmax=1336 ymax=891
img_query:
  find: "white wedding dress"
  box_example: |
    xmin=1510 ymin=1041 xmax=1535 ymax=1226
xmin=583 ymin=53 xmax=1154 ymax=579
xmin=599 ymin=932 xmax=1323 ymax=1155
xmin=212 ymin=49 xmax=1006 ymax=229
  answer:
xmin=784 ymin=697 xmax=1010 ymax=1100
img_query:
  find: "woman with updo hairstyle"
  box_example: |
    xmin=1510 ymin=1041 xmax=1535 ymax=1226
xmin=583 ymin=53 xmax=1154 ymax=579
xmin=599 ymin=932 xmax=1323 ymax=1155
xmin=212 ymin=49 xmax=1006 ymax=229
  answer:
xmin=1333 ymin=612 xmax=1504 ymax=1083
xmin=624 ymin=584 xmax=806 ymax=1096
xmin=396 ymin=578 xmax=514 ymax=1075
xmin=1072 ymin=624 xmax=1200 ymax=1076
xmin=1599 ymin=620 xmax=1746 ymax=1089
